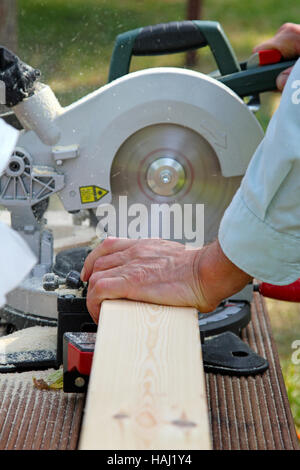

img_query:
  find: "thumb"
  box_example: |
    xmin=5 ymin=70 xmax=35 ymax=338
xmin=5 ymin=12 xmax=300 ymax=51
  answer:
xmin=252 ymin=42 xmax=275 ymax=53
xmin=276 ymin=66 xmax=294 ymax=91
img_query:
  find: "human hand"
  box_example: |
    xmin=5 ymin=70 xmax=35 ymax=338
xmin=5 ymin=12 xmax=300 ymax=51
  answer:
xmin=253 ymin=23 xmax=300 ymax=91
xmin=81 ymin=237 xmax=252 ymax=323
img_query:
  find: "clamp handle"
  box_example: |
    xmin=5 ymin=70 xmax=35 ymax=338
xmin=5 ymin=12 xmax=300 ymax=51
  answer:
xmin=255 ymin=278 xmax=300 ymax=302
xmin=108 ymin=20 xmax=241 ymax=82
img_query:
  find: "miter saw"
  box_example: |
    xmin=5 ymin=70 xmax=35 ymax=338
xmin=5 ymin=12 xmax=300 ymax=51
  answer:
xmin=0 ymin=20 xmax=296 ymax=377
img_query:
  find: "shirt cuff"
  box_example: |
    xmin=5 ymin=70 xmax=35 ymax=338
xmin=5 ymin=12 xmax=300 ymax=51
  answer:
xmin=218 ymin=190 xmax=300 ymax=285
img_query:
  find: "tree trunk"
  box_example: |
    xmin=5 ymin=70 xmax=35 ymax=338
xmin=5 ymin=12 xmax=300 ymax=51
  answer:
xmin=0 ymin=0 xmax=18 ymax=52
xmin=0 ymin=0 xmax=18 ymax=112
xmin=186 ymin=0 xmax=203 ymax=67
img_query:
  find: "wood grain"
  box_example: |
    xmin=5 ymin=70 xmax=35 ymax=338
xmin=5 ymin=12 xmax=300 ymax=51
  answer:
xmin=79 ymin=299 xmax=211 ymax=450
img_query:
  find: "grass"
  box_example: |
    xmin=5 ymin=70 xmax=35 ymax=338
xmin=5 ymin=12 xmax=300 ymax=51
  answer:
xmin=284 ymin=363 xmax=300 ymax=436
xmin=18 ymin=0 xmax=299 ymax=121
xmin=266 ymin=299 xmax=300 ymax=437
xmin=17 ymin=0 xmax=300 ymax=439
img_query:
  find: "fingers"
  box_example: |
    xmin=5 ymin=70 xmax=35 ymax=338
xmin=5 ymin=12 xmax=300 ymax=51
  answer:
xmin=252 ymin=40 xmax=277 ymax=54
xmin=252 ymin=32 xmax=295 ymax=91
xmin=81 ymin=237 xmax=137 ymax=281
xmin=252 ymin=23 xmax=300 ymax=59
xmin=276 ymin=66 xmax=294 ymax=91
xmin=253 ymin=39 xmax=295 ymax=59
xmin=92 ymin=251 xmax=127 ymax=273
xmin=86 ymin=276 xmax=128 ymax=323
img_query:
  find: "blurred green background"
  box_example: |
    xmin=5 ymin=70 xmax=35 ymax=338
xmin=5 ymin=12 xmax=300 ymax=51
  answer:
xmin=17 ymin=0 xmax=300 ymax=437
xmin=18 ymin=0 xmax=299 ymax=124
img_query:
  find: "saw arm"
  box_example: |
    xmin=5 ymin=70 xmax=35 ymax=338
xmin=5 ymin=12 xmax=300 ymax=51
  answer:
xmin=108 ymin=20 xmax=241 ymax=82
xmin=108 ymin=20 xmax=296 ymax=94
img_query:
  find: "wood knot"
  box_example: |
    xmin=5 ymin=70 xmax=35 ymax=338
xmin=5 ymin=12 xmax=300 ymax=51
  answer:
xmin=113 ymin=413 xmax=129 ymax=419
xmin=171 ymin=419 xmax=197 ymax=428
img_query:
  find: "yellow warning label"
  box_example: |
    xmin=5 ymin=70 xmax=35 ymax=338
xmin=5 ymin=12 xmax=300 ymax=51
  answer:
xmin=79 ymin=185 xmax=109 ymax=204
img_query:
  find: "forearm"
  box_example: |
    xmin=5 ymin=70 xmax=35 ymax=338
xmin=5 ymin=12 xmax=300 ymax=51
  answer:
xmin=196 ymin=240 xmax=252 ymax=311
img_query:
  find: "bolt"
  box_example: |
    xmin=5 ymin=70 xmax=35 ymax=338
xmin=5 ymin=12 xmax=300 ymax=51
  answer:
xmin=160 ymin=169 xmax=172 ymax=184
xmin=42 ymin=273 xmax=64 ymax=291
xmin=65 ymin=270 xmax=83 ymax=289
xmin=42 ymin=270 xmax=83 ymax=291
xmin=9 ymin=161 xmax=20 ymax=172
xmin=75 ymin=377 xmax=85 ymax=388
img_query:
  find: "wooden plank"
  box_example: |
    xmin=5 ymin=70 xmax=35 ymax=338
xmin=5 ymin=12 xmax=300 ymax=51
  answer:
xmin=79 ymin=299 xmax=211 ymax=450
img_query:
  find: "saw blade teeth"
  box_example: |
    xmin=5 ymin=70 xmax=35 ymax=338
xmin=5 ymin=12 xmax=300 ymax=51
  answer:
xmin=109 ymin=123 xmax=241 ymax=244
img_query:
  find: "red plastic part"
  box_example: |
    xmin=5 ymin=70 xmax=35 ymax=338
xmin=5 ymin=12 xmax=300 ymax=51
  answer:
xmin=67 ymin=342 xmax=93 ymax=375
xmin=258 ymin=49 xmax=282 ymax=66
xmin=259 ymin=278 xmax=300 ymax=302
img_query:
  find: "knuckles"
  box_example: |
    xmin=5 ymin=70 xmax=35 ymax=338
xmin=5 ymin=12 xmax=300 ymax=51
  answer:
xmin=88 ymin=271 xmax=101 ymax=290
xmin=93 ymin=257 xmax=105 ymax=270
xmin=125 ymin=265 xmax=149 ymax=284
xmin=100 ymin=236 xmax=116 ymax=252
xmin=278 ymin=22 xmax=300 ymax=39
xmin=280 ymin=22 xmax=299 ymax=33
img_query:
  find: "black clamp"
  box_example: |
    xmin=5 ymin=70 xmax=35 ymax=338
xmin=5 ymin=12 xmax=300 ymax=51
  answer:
xmin=199 ymin=301 xmax=269 ymax=376
xmin=202 ymin=331 xmax=268 ymax=376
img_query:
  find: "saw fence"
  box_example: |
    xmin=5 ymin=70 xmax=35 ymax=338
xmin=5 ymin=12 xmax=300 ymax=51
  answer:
xmin=0 ymin=291 xmax=298 ymax=450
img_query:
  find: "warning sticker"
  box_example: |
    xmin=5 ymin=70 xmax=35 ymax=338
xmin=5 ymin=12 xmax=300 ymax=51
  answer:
xmin=79 ymin=185 xmax=109 ymax=204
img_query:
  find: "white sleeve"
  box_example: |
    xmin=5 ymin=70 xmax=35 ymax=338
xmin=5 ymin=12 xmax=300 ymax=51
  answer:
xmin=219 ymin=59 xmax=300 ymax=285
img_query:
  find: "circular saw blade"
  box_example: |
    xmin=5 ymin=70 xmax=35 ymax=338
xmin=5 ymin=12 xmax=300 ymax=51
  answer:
xmin=50 ymin=67 xmax=263 ymax=215
xmin=111 ymin=123 xmax=241 ymax=244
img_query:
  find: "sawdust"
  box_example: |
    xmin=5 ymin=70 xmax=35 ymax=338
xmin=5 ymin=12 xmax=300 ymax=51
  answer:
xmin=0 ymin=368 xmax=56 ymax=384
xmin=0 ymin=326 xmax=56 ymax=354
xmin=0 ymin=368 xmax=59 ymax=397
xmin=0 ymin=367 xmax=84 ymax=449
xmin=0 ymin=326 xmax=57 ymax=365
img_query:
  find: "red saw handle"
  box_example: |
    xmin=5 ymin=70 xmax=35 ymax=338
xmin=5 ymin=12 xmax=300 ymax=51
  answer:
xmin=247 ymin=49 xmax=282 ymax=68
xmin=257 ymin=278 xmax=300 ymax=302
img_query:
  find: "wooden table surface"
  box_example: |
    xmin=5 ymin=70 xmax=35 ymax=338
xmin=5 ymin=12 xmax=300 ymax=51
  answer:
xmin=0 ymin=292 xmax=298 ymax=450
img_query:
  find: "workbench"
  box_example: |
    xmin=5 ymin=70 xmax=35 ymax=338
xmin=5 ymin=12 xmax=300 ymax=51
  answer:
xmin=0 ymin=292 xmax=298 ymax=450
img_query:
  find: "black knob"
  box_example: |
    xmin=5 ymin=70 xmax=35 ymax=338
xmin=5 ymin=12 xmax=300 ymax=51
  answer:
xmin=65 ymin=270 xmax=83 ymax=290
